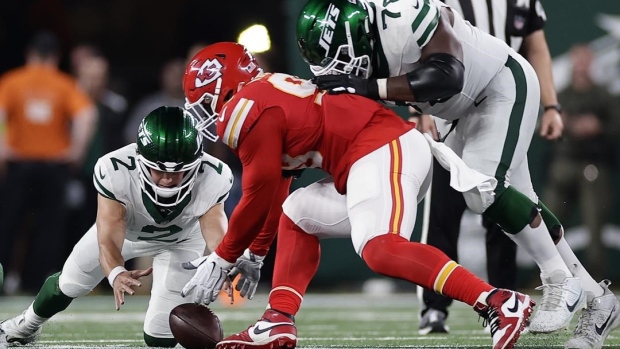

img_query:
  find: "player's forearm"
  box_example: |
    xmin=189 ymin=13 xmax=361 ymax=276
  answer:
xmin=97 ymin=220 xmax=126 ymax=276
xmin=199 ymin=204 xmax=228 ymax=254
xmin=249 ymin=177 xmax=292 ymax=256
xmin=524 ymin=31 xmax=558 ymax=106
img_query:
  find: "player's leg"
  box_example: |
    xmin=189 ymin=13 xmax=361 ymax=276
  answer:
xmin=217 ymin=176 xmax=351 ymax=349
xmin=420 ymin=160 xmax=467 ymax=334
xmin=350 ymin=129 xmax=532 ymax=349
xmin=1 ymin=224 xmax=104 ymax=344
xmin=484 ymin=220 xmax=517 ymax=291
xmin=143 ymin=230 xmax=205 ymax=347
xmin=454 ymin=54 xmax=585 ymax=333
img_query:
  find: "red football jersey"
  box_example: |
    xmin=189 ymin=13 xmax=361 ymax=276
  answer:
xmin=214 ymin=73 xmax=414 ymax=261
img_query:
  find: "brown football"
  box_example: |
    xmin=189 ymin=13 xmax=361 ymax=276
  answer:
xmin=169 ymin=303 xmax=224 ymax=349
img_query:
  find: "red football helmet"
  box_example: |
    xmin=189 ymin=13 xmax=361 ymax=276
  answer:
xmin=183 ymin=42 xmax=262 ymax=141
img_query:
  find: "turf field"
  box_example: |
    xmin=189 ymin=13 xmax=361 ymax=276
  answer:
xmin=0 ymin=292 xmax=618 ymax=348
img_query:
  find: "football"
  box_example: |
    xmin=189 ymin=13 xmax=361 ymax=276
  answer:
xmin=169 ymin=303 xmax=224 ymax=349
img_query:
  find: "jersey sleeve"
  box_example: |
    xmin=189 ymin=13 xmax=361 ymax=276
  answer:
xmin=215 ymin=107 xmax=287 ymax=262
xmin=93 ymin=157 xmax=126 ymax=205
xmin=408 ymin=0 xmax=441 ymax=48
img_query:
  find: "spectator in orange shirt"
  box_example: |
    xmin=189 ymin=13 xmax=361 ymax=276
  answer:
xmin=0 ymin=31 xmax=97 ymax=294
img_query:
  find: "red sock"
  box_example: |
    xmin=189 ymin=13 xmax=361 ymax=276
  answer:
xmin=269 ymin=214 xmax=321 ymax=315
xmin=362 ymin=234 xmax=492 ymax=306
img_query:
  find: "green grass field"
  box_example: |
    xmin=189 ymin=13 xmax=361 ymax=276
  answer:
xmin=0 ymin=292 xmax=618 ymax=348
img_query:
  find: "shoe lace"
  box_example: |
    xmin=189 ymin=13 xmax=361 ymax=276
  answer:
xmin=535 ymin=281 xmax=565 ymax=310
xmin=571 ymin=307 xmax=598 ymax=344
xmin=479 ymin=308 xmax=500 ymax=337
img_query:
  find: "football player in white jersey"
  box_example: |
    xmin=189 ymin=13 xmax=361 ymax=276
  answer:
xmin=297 ymin=0 xmax=619 ymax=345
xmin=0 ymin=106 xmax=233 ymax=347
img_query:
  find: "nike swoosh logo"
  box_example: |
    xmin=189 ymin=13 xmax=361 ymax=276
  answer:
xmin=507 ymin=294 xmax=520 ymax=313
xmin=412 ymin=0 xmax=420 ymax=9
xmin=566 ymin=293 xmax=582 ymax=312
xmin=595 ymin=305 xmax=615 ymax=335
xmin=253 ymin=322 xmax=293 ymax=335
xmin=99 ymin=167 xmax=106 ymax=179
xmin=473 ymin=96 xmax=487 ymax=107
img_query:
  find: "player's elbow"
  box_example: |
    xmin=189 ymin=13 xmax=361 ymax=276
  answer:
xmin=406 ymin=53 xmax=464 ymax=103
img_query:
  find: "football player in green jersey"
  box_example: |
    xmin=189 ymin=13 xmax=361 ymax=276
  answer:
xmin=0 ymin=106 xmax=233 ymax=347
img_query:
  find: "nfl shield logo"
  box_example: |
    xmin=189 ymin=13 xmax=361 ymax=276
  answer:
xmin=514 ymin=15 xmax=525 ymax=31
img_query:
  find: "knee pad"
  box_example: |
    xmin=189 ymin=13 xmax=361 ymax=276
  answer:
xmin=144 ymin=332 xmax=177 ymax=348
xmin=58 ymin=272 xmax=94 ymax=298
xmin=482 ymin=186 xmax=538 ymax=234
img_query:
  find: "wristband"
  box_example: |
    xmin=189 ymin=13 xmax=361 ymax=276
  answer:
xmin=376 ymin=78 xmax=388 ymax=100
xmin=543 ymin=104 xmax=562 ymax=113
xmin=107 ymin=266 xmax=127 ymax=287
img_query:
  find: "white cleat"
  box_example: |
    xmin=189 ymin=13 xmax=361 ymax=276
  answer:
xmin=529 ymin=269 xmax=586 ymax=334
xmin=565 ymin=280 xmax=620 ymax=349
xmin=0 ymin=327 xmax=8 ymax=349
xmin=0 ymin=312 xmax=42 ymax=345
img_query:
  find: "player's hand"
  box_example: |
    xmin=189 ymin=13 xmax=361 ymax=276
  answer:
xmin=228 ymin=249 xmax=265 ymax=300
xmin=311 ymin=74 xmax=379 ymax=99
xmin=181 ymin=252 xmax=234 ymax=305
xmin=539 ymin=109 xmax=563 ymax=140
xmin=409 ymin=113 xmax=439 ymax=141
xmin=113 ymin=267 xmax=153 ymax=311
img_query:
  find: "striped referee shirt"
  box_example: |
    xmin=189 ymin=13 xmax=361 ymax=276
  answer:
xmin=441 ymin=0 xmax=547 ymax=52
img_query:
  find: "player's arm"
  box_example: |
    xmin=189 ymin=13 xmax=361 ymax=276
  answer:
xmin=521 ymin=30 xmax=563 ymax=140
xmin=96 ymin=194 xmax=152 ymax=310
xmin=313 ymin=7 xmax=463 ymax=103
xmin=198 ymin=202 xmax=227 ymax=254
xmin=215 ymin=108 xmax=287 ymax=263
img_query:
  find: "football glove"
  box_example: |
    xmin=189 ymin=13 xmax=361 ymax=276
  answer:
xmin=228 ymin=249 xmax=265 ymax=300
xmin=181 ymin=252 xmax=233 ymax=305
xmin=311 ymin=74 xmax=379 ymax=100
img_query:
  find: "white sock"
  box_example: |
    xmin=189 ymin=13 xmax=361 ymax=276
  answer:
xmin=24 ymin=303 xmax=47 ymax=329
xmin=556 ymin=237 xmax=604 ymax=297
xmin=507 ymin=219 xmax=572 ymax=276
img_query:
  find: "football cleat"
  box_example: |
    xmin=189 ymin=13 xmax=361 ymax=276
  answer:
xmin=0 ymin=312 xmax=42 ymax=345
xmin=418 ymin=308 xmax=449 ymax=335
xmin=475 ymin=288 xmax=535 ymax=349
xmin=0 ymin=326 xmax=7 ymax=349
xmin=217 ymin=309 xmax=297 ymax=349
xmin=529 ymin=269 xmax=586 ymax=333
xmin=565 ymin=280 xmax=620 ymax=349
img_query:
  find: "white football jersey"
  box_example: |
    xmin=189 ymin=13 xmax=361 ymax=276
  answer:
xmin=369 ymin=0 xmax=517 ymax=119
xmin=92 ymin=144 xmax=233 ymax=243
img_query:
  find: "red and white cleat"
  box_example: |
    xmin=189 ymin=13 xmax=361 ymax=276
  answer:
xmin=475 ymin=288 xmax=535 ymax=349
xmin=217 ymin=309 xmax=297 ymax=349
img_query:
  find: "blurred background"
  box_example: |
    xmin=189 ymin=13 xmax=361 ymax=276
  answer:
xmin=1 ymin=0 xmax=620 ymax=296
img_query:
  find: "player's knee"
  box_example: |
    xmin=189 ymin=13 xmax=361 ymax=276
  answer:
xmin=361 ymin=234 xmax=405 ymax=275
xmin=58 ymin=273 xmax=92 ymax=298
xmin=143 ymin=332 xmax=177 ymax=348
xmin=282 ymin=188 xmax=309 ymax=226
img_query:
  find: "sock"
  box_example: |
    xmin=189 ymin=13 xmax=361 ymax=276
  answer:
xmin=32 ymin=272 xmax=73 ymax=320
xmin=556 ymin=237 xmax=604 ymax=297
xmin=505 ymin=217 xmax=572 ymax=276
xmin=269 ymin=214 xmax=320 ymax=316
xmin=361 ymin=234 xmax=493 ymax=306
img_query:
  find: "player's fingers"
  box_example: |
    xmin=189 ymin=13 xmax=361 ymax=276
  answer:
xmin=181 ymin=282 xmax=195 ymax=297
xmin=132 ymin=267 xmax=153 ymax=278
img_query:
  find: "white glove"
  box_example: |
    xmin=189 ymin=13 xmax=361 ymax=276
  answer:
xmin=228 ymin=249 xmax=265 ymax=300
xmin=181 ymin=252 xmax=234 ymax=305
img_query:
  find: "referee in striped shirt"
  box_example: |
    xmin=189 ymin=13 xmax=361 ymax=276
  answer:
xmin=417 ymin=0 xmax=564 ymax=335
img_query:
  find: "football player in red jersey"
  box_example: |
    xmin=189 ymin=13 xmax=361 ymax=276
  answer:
xmin=181 ymin=42 xmax=534 ymax=349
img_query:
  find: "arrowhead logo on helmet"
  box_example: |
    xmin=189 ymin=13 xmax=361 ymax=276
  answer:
xmin=191 ymin=58 xmax=224 ymax=88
